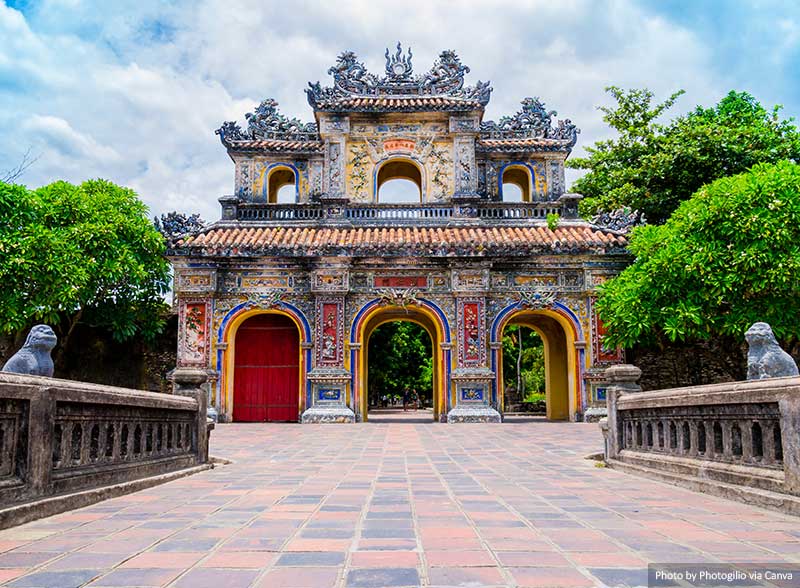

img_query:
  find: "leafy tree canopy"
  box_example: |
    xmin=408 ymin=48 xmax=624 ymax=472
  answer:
xmin=0 ymin=179 xmax=170 ymax=352
xmin=367 ymin=321 xmax=432 ymax=402
xmin=595 ymin=161 xmax=800 ymax=349
xmin=570 ymin=88 xmax=800 ymax=223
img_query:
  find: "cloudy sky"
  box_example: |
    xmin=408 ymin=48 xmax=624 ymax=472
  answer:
xmin=1 ymin=0 xmax=799 ymax=220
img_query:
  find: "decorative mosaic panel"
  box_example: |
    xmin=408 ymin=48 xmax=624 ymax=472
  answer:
xmin=549 ymin=160 xmax=564 ymax=198
xmin=316 ymin=298 xmax=345 ymax=367
xmin=178 ymin=299 xmax=211 ymax=367
xmin=592 ymin=300 xmax=624 ymax=364
xmin=594 ymin=386 xmax=607 ymax=402
xmin=460 ymin=386 xmax=485 ymax=402
xmin=328 ymin=142 xmax=344 ymax=195
xmin=313 ymin=272 xmax=349 ymax=292
xmin=177 ymin=271 xmax=215 ymax=293
xmin=241 ymin=275 xmax=289 ymax=289
xmin=514 ymin=274 xmax=558 ymax=287
xmin=318 ymin=388 xmax=342 ymax=402
xmin=453 ymin=269 xmax=489 ymax=292
xmin=457 ymin=298 xmax=486 ymax=367
xmin=373 ymin=276 xmax=427 ymax=288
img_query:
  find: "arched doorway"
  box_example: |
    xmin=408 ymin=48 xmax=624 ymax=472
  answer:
xmin=495 ymin=309 xmax=578 ymax=420
xmin=233 ymin=314 xmax=300 ymax=422
xmin=367 ymin=321 xmax=434 ymax=418
xmin=500 ymin=165 xmax=532 ymax=202
xmin=353 ymin=303 xmax=448 ymax=422
xmin=376 ymin=158 xmax=423 ymax=203
xmin=266 ymin=166 xmax=297 ymax=203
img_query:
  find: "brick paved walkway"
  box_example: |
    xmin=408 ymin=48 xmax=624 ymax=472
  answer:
xmin=0 ymin=420 xmax=798 ymax=587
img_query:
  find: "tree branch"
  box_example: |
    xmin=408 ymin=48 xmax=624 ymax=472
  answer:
xmin=1 ymin=148 xmax=40 ymax=183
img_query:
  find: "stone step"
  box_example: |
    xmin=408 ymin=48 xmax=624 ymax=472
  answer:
xmin=617 ymin=450 xmax=784 ymax=493
xmin=606 ymin=457 xmax=800 ymax=517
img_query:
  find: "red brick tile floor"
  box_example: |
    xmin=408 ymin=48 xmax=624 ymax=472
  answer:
xmin=1 ymin=418 xmax=799 ymax=587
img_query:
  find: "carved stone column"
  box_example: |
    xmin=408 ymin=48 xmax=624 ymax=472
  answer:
xmin=301 ymin=268 xmax=355 ymax=424
xmin=319 ymin=115 xmax=350 ymax=199
xmin=450 ymin=115 xmax=480 ymax=200
xmin=447 ymin=283 xmax=501 ymax=423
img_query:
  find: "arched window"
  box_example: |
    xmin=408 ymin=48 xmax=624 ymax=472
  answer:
xmin=267 ymin=166 xmax=296 ymax=204
xmin=377 ymin=159 xmax=422 ymax=203
xmin=501 ymin=165 xmax=531 ymax=202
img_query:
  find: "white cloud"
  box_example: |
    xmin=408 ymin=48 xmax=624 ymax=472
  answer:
xmin=24 ymin=115 xmax=122 ymax=163
xmin=0 ymin=0 xmax=796 ymax=222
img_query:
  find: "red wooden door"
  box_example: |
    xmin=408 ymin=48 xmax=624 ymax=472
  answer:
xmin=233 ymin=314 xmax=299 ymax=422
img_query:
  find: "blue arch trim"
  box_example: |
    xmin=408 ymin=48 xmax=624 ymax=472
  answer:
xmin=349 ymin=297 xmax=451 ymax=343
xmin=261 ymin=162 xmax=300 ymax=202
xmin=498 ymin=161 xmax=535 ymax=202
xmin=490 ymin=300 xmax=583 ymax=341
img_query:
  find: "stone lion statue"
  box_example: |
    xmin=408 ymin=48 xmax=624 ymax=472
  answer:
xmin=745 ymin=322 xmax=799 ymax=380
xmin=2 ymin=325 xmax=57 ymax=377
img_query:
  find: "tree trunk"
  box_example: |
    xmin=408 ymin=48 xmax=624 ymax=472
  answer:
xmin=54 ymin=309 xmax=82 ymax=376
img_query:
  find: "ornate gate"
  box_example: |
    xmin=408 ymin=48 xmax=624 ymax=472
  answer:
xmin=233 ymin=314 xmax=299 ymax=422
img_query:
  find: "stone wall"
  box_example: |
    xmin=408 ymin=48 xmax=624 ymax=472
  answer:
xmin=0 ymin=316 xmax=178 ymax=393
xmin=627 ymin=339 xmax=800 ymax=391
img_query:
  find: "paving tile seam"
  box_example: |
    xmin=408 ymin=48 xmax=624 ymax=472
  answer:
xmin=438 ymin=432 xmax=686 ymax=586
xmin=421 ymin=425 xmax=519 ymax=588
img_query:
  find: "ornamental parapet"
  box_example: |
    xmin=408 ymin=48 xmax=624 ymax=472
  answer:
xmin=225 ymin=200 xmax=574 ymax=225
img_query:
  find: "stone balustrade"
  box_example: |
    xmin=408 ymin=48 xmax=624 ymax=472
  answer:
xmin=601 ymin=365 xmax=800 ymax=512
xmin=0 ymin=370 xmax=211 ymax=523
xmin=231 ymin=200 xmax=568 ymax=224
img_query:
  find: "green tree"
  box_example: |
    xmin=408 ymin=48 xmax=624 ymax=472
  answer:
xmin=0 ymin=179 xmax=171 ymax=364
xmin=571 ymin=88 xmax=800 ymax=223
xmin=596 ymin=161 xmax=800 ymax=366
xmin=367 ymin=321 xmax=433 ymax=404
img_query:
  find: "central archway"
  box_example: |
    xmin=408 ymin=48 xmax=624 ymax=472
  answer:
xmin=351 ymin=301 xmax=450 ymax=422
xmin=375 ymin=158 xmax=423 ymax=203
xmin=366 ymin=320 xmax=434 ymax=420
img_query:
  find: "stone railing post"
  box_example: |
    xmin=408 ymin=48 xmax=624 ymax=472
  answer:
xmin=602 ymin=364 xmax=642 ymax=460
xmin=779 ymin=385 xmax=800 ymax=495
xmin=28 ymin=385 xmax=55 ymax=498
xmin=172 ymin=368 xmax=210 ymax=464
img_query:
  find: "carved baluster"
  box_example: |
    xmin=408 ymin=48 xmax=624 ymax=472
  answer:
xmin=762 ymin=421 xmax=776 ymax=465
xmin=741 ymin=420 xmax=753 ymax=462
xmin=52 ymin=422 xmax=63 ymax=469
xmin=723 ymin=420 xmax=732 ymax=459
xmin=668 ymin=421 xmax=677 ymax=454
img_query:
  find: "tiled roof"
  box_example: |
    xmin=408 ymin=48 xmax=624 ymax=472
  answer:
xmin=172 ymin=224 xmax=627 ymax=257
xmin=476 ymin=137 xmax=572 ymax=152
xmin=223 ymin=139 xmax=324 ymax=153
xmin=313 ymin=96 xmax=484 ymax=112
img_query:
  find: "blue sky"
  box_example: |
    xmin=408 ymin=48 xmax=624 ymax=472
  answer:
xmin=1 ymin=0 xmax=798 ymax=220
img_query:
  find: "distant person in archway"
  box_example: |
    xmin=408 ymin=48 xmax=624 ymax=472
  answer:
xmin=411 ymin=388 xmax=419 ymax=410
xmin=403 ymin=386 xmax=410 ymax=411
